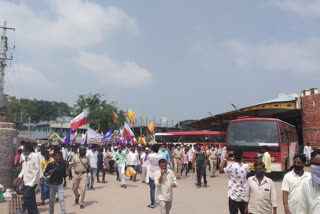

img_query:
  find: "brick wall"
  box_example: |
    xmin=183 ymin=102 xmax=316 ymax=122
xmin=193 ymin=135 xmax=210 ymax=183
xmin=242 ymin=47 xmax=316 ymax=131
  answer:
xmin=301 ymin=88 xmax=320 ymax=148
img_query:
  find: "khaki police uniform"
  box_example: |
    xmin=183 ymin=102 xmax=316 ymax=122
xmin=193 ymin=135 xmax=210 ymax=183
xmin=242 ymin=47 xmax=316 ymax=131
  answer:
xmin=71 ymin=155 xmax=90 ymax=206
xmin=208 ymin=149 xmax=218 ymax=176
xmin=172 ymin=149 xmax=183 ymax=178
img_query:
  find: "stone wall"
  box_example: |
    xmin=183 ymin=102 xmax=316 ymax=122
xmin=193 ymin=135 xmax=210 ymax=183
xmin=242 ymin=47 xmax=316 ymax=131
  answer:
xmin=0 ymin=117 xmax=17 ymax=189
xmin=301 ymin=88 xmax=320 ymax=148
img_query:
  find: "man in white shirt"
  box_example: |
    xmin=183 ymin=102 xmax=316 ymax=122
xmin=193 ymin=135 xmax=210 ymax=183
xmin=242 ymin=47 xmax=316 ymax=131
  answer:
xmin=140 ymin=147 xmax=149 ymax=183
xmin=17 ymin=143 xmax=40 ymax=214
xmin=155 ymin=159 xmax=177 ymax=214
xmin=301 ymin=149 xmax=320 ymax=214
xmin=147 ymin=145 xmax=163 ymax=209
xmin=220 ymin=150 xmax=250 ymax=214
xmin=304 ymin=143 xmax=313 ymax=165
xmin=282 ymin=154 xmax=311 ymax=214
xmin=127 ymin=146 xmax=139 ymax=182
xmin=86 ymin=144 xmax=98 ymax=190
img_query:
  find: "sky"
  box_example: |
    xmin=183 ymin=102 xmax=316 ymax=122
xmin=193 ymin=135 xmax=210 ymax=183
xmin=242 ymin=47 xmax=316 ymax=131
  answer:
xmin=1 ymin=0 xmax=320 ymax=125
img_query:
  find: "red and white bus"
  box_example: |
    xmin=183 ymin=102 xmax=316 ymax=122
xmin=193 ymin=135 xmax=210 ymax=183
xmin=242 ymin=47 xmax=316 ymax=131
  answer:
xmin=155 ymin=131 xmax=226 ymax=146
xmin=226 ymin=118 xmax=298 ymax=172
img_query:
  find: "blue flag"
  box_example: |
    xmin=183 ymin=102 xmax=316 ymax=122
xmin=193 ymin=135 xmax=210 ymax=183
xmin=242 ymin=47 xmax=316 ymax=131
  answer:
xmin=103 ymin=129 xmax=112 ymax=140
xmin=64 ymin=132 xmax=71 ymax=144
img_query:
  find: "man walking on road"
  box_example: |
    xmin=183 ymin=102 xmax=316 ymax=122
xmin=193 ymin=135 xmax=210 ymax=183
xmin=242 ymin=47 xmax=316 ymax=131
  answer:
xmin=127 ymin=146 xmax=139 ymax=182
xmin=303 ymin=143 xmax=313 ymax=165
xmin=301 ymin=149 xmax=320 ymax=214
xmin=282 ymin=154 xmax=310 ymax=214
xmin=86 ymin=144 xmax=98 ymax=190
xmin=67 ymin=146 xmax=93 ymax=209
xmin=158 ymin=144 xmax=171 ymax=169
xmin=172 ymin=144 xmax=183 ymax=179
xmin=115 ymin=146 xmax=128 ymax=188
xmin=220 ymin=150 xmax=250 ymax=214
xmin=245 ymin=161 xmax=277 ymax=214
xmin=193 ymin=144 xmax=208 ymax=188
xmin=17 ymin=143 xmax=41 ymax=214
xmin=155 ymin=159 xmax=177 ymax=214
xmin=44 ymin=151 xmax=67 ymax=214
xmin=208 ymin=145 xmax=218 ymax=177
xmin=147 ymin=145 xmax=163 ymax=209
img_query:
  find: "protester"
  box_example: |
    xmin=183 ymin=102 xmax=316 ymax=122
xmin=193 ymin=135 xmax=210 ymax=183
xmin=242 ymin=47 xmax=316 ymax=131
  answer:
xmin=140 ymin=147 xmax=149 ymax=183
xmin=172 ymin=144 xmax=183 ymax=179
xmin=86 ymin=144 xmax=98 ymax=190
xmin=181 ymin=147 xmax=189 ymax=177
xmin=187 ymin=145 xmax=194 ymax=173
xmin=147 ymin=144 xmax=163 ymax=208
xmin=301 ymin=149 xmax=320 ymax=214
xmin=68 ymin=146 xmax=77 ymax=180
xmin=281 ymin=153 xmax=310 ymax=214
xmin=41 ymin=150 xmax=54 ymax=205
xmin=193 ymin=144 xmax=208 ymax=188
xmin=127 ymin=146 xmax=139 ymax=182
xmin=261 ymin=146 xmax=272 ymax=176
xmin=113 ymin=146 xmax=120 ymax=180
xmin=104 ymin=146 xmax=114 ymax=173
xmin=158 ymin=144 xmax=171 ymax=168
xmin=67 ymin=146 xmax=93 ymax=209
xmin=97 ymin=148 xmax=106 ymax=183
xmin=115 ymin=145 xmax=128 ymax=188
xmin=303 ymin=143 xmax=313 ymax=165
xmin=44 ymin=151 xmax=67 ymax=214
xmin=16 ymin=143 xmax=40 ymax=214
xmin=208 ymin=145 xmax=218 ymax=178
xmin=219 ymin=150 xmax=250 ymax=214
xmin=155 ymin=159 xmax=177 ymax=214
xmin=245 ymin=161 xmax=277 ymax=214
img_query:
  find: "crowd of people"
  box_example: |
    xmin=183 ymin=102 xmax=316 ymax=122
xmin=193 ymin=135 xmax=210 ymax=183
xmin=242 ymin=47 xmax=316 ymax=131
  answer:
xmin=11 ymin=140 xmax=320 ymax=214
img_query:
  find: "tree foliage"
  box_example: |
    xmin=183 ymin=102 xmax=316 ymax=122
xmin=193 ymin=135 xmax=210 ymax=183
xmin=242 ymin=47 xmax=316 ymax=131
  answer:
xmin=72 ymin=93 xmax=126 ymax=132
xmin=5 ymin=98 xmax=71 ymax=123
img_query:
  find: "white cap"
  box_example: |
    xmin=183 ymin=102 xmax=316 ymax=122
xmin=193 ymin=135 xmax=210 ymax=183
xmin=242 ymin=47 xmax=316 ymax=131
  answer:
xmin=145 ymin=147 xmax=150 ymax=150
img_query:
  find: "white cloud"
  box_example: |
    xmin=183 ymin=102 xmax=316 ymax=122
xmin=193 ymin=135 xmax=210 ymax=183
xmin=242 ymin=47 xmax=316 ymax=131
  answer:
xmin=271 ymin=0 xmax=320 ymax=16
xmin=72 ymin=51 xmax=152 ymax=88
xmin=0 ymin=0 xmax=138 ymax=48
xmin=6 ymin=64 xmax=55 ymax=88
xmin=224 ymin=38 xmax=320 ymax=75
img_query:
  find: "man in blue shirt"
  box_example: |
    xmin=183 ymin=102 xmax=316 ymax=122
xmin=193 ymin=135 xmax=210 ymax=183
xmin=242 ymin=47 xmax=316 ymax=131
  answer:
xmin=158 ymin=144 xmax=171 ymax=168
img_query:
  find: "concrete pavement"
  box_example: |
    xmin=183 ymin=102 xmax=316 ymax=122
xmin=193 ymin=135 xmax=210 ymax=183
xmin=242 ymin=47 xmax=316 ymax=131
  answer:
xmin=0 ymin=170 xmax=286 ymax=214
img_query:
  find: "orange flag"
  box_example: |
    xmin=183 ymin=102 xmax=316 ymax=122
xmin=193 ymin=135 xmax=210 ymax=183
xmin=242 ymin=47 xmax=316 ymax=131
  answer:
xmin=95 ymin=123 xmax=101 ymax=132
xmin=113 ymin=111 xmax=119 ymax=124
xmin=148 ymin=122 xmax=155 ymax=132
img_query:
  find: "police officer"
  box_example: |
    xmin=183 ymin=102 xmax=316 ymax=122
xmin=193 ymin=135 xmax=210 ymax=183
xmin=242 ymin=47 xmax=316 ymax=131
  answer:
xmin=67 ymin=146 xmax=93 ymax=209
xmin=208 ymin=145 xmax=218 ymax=177
xmin=172 ymin=144 xmax=184 ymax=179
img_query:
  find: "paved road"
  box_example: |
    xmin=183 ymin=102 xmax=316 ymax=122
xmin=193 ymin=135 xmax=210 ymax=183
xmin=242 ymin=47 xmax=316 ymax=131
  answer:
xmin=1 ymin=171 xmax=286 ymax=214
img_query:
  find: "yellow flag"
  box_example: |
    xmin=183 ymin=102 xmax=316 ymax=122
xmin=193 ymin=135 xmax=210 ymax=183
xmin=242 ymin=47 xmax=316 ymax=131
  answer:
xmin=49 ymin=133 xmax=56 ymax=139
xmin=127 ymin=109 xmax=136 ymax=121
xmin=142 ymin=136 xmax=146 ymax=146
xmin=148 ymin=122 xmax=155 ymax=133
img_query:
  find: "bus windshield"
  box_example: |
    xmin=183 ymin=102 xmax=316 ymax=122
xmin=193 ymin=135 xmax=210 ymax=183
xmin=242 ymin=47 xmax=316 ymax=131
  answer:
xmin=228 ymin=121 xmax=279 ymax=147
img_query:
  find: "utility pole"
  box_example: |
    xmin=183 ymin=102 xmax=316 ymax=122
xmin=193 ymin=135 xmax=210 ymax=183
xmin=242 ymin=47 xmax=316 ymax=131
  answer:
xmin=0 ymin=20 xmax=15 ymax=115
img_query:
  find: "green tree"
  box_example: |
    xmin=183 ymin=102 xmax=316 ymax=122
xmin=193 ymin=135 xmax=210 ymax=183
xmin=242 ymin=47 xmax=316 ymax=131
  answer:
xmin=72 ymin=93 xmax=126 ymax=132
xmin=5 ymin=97 xmax=72 ymax=123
